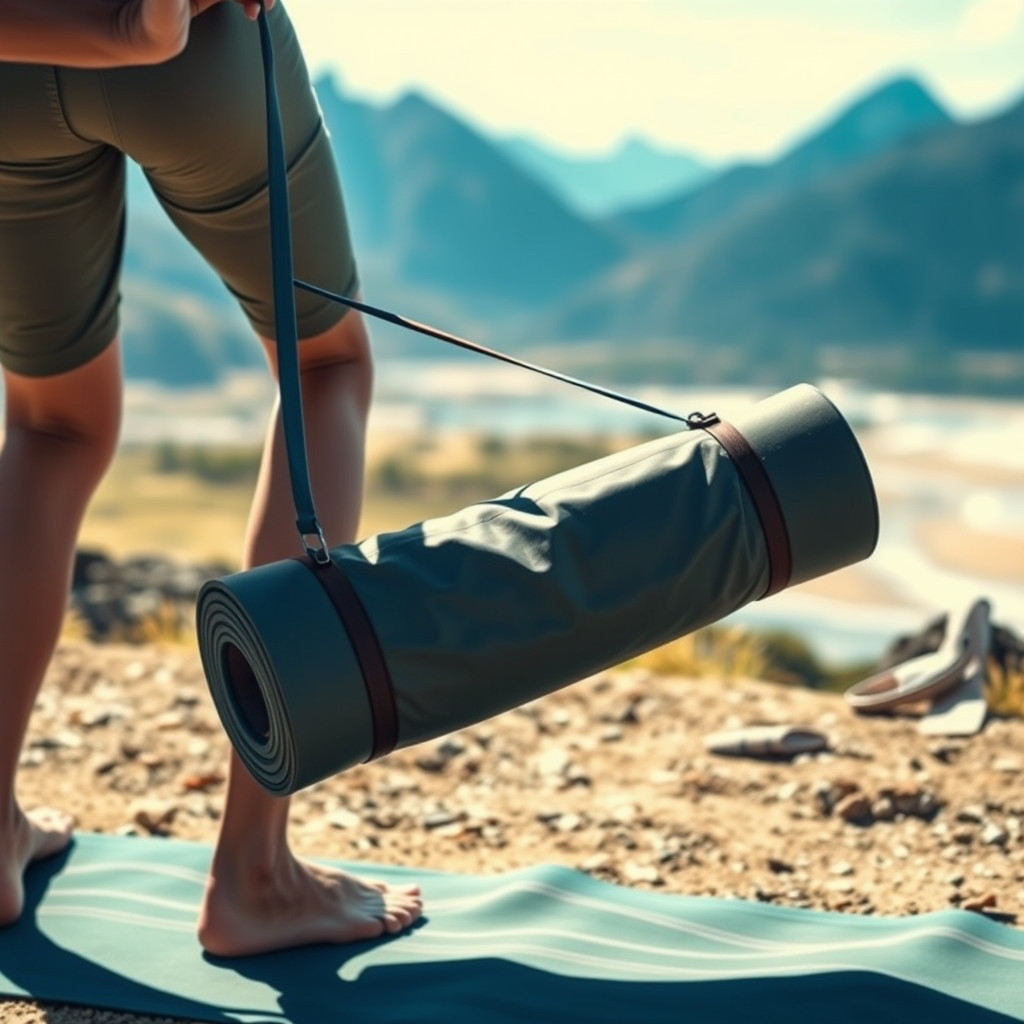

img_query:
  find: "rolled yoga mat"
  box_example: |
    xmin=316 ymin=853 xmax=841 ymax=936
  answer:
xmin=197 ymin=383 xmax=879 ymax=795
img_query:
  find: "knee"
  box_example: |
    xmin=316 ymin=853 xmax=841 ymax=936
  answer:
xmin=7 ymin=404 xmax=121 ymax=482
xmin=297 ymin=311 xmax=373 ymax=374
xmin=269 ymin=312 xmax=374 ymax=408
xmin=2 ymin=342 xmax=123 ymax=481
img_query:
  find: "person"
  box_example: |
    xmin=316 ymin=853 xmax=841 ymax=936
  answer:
xmin=0 ymin=0 xmax=423 ymax=955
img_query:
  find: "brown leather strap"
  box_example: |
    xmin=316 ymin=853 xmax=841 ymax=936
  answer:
xmin=696 ymin=415 xmax=792 ymax=598
xmin=299 ymin=556 xmax=399 ymax=760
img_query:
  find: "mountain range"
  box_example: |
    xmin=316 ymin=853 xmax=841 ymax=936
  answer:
xmin=119 ymin=73 xmax=1024 ymax=395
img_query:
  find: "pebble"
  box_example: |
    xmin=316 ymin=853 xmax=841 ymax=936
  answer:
xmin=957 ymin=805 xmax=987 ymax=824
xmin=981 ymin=823 xmax=1009 ymax=847
xmin=835 ymin=792 xmax=871 ymax=823
xmin=555 ymin=813 xmax=583 ymax=833
xmin=535 ymin=748 xmax=571 ymax=777
xmin=132 ymin=800 xmax=178 ymax=835
xmin=826 ymin=879 xmax=855 ymax=893
xmin=422 ymin=810 xmax=461 ymax=830
xmin=622 ymin=862 xmax=661 ymax=885
xmin=952 ymin=826 xmax=975 ymax=845
xmin=962 ymin=892 xmax=998 ymax=912
xmin=871 ymin=796 xmax=896 ymax=821
xmin=179 ymin=770 xmax=223 ymax=792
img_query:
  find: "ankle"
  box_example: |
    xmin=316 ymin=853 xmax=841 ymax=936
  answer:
xmin=211 ymin=823 xmax=294 ymax=882
xmin=0 ymin=801 xmax=24 ymax=843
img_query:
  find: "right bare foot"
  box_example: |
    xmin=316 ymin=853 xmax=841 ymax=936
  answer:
xmin=0 ymin=806 xmax=75 ymax=926
xmin=198 ymin=851 xmax=424 ymax=957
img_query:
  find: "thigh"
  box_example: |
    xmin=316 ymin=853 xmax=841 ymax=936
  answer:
xmin=92 ymin=2 xmax=358 ymax=341
xmin=0 ymin=64 xmax=124 ymax=378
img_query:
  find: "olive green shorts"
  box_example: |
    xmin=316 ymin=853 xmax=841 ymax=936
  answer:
xmin=0 ymin=3 xmax=357 ymax=378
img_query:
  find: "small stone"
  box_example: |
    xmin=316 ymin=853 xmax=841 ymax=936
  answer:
xmin=180 ymin=770 xmax=223 ymax=792
xmin=133 ymin=801 xmax=178 ymax=835
xmin=871 ymin=797 xmax=896 ymax=821
xmin=957 ymin=805 xmax=986 ymax=824
xmin=608 ymin=802 xmax=638 ymax=825
xmin=981 ymin=823 xmax=1009 ymax=847
xmin=622 ymin=862 xmax=660 ymax=885
xmin=423 ymin=810 xmax=461 ymax=830
xmin=432 ymin=823 xmax=466 ymax=839
xmin=835 ymin=793 xmax=873 ymax=823
xmin=767 ymin=857 xmax=794 ymax=874
xmin=882 ymin=784 xmax=931 ymax=818
xmin=32 ymin=729 xmax=83 ymax=750
xmin=928 ymin=742 xmax=964 ymax=764
xmin=826 ymin=879 xmax=855 ymax=893
xmin=154 ymin=711 xmax=186 ymax=731
xmin=952 ymin=826 xmax=975 ymax=845
xmin=993 ymin=758 xmax=1022 ymax=774
xmin=536 ymin=748 xmax=571 ymax=777
xmin=777 ymin=782 xmax=800 ymax=801
xmin=326 ymin=808 xmax=360 ymax=830
xmin=962 ymin=892 xmax=998 ymax=912
xmin=414 ymin=753 xmax=447 ymax=773
xmin=830 ymin=860 xmax=855 ymax=877
xmin=438 ymin=736 xmax=467 ymax=758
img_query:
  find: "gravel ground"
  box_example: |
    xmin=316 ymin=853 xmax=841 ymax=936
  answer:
xmin=3 ymin=640 xmax=1024 ymax=1023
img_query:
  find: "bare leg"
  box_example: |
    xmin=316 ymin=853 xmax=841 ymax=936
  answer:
xmin=0 ymin=343 xmax=122 ymax=924
xmin=197 ymin=312 xmax=422 ymax=957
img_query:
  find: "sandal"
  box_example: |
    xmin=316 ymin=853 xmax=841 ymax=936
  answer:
xmin=845 ymin=598 xmax=991 ymax=714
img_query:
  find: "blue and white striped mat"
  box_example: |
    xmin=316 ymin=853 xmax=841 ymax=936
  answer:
xmin=2 ymin=833 xmax=1022 ymax=1023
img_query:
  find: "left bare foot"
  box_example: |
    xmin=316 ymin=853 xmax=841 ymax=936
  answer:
xmin=197 ymin=850 xmax=423 ymax=957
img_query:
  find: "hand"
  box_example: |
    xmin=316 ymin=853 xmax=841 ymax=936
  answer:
xmin=122 ymin=0 xmax=275 ymax=64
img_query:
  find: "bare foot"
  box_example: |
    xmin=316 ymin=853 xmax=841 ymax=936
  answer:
xmin=0 ymin=806 xmax=75 ymax=926
xmin=198 ymin=852 xmax=424 ymax=957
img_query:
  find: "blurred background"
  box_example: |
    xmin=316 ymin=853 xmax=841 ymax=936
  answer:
xmin=43 ymin=0 xmax=1024 ymax=683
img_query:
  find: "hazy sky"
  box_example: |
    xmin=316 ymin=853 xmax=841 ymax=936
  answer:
xmin=284 ymin=0 xmax=1024 ymax=161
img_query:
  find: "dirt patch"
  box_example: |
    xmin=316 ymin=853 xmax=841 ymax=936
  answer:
xmin=5 ymin=640 xmax=1024 ymax=1023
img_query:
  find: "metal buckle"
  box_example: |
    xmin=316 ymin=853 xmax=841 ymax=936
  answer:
xmin=686 ymin=411 xmax=720 ymax=429
xmin=301 ymin=526 xmax=331 ymax=565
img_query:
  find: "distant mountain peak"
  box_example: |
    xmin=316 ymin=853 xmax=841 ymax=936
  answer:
xmin=831 ymin=74 xmax=952 ymax=132
xmin=498 ymin=133 xmax=710 ymax=215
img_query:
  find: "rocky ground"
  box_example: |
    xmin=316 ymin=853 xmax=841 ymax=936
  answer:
xmin=4 ymin=640 xmax=1024 ymax=1023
